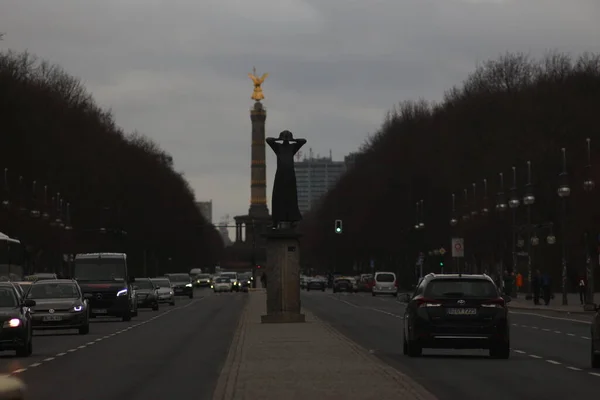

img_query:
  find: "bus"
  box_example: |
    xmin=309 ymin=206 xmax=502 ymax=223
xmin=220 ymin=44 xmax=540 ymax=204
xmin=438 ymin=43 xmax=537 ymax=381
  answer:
xmin=0 ymin=232 xmax=24 ymax=281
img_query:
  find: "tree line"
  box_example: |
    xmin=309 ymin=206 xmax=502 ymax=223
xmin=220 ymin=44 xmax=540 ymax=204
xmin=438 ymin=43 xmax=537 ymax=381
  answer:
xmin=0 ymin=50 xmax=223 ymax=276
xmin=300 ymin=52 xmax=600 ymax=291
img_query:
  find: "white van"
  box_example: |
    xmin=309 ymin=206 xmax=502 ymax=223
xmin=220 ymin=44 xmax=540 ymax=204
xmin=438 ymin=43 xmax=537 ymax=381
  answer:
xmin=372 ymin=271 xmax=398 ymax=297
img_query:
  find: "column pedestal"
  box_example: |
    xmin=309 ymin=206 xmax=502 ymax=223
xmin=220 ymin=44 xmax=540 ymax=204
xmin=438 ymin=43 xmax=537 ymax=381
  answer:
xmin=261 ymin=228 xmax=305 ymax=323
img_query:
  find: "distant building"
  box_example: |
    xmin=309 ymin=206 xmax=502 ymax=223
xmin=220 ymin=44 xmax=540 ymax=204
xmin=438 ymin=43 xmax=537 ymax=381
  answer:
xmin=196 ymin=201 xmax=213 ymax=223
xmin=344 ymin=152 xmax=359 ymax=170
xmin=294 ymin=152 xmax=347 ymax=215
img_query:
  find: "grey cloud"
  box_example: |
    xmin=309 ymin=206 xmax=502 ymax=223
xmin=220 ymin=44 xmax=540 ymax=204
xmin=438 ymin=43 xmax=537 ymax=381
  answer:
xmin=2 ymin=0 xmax=600 ymax=223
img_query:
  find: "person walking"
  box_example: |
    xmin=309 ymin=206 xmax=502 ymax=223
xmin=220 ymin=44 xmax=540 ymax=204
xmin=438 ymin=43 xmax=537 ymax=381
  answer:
xmin=532 ymin=270 xmax=541 ymax=305
xmin=261 ymin=272 xmax=267 ymax=289
xmin=578 ymin=275 xmax=587 ymax=305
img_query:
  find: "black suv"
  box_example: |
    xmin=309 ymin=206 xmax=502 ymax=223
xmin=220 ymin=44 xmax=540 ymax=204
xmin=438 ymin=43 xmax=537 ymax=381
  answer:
xmin=584 ymin=302 xmax=600 ymax=368
xmin=402 ymin=273 xmax=510 ymax=359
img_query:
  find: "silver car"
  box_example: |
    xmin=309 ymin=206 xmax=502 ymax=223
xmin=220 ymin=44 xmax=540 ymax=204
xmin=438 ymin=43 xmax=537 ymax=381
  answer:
xmin=150 ymin=278 xmax=175 ymax=306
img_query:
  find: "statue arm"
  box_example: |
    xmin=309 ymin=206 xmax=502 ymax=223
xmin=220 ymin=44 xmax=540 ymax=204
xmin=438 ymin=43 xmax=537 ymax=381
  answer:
xmin=266 ymin=137 xmax=279 ymax=154
xmin=292 ymin=138 xmax=306 ymax=153
xmin=248 ymin=73 xmax=258 ymax=83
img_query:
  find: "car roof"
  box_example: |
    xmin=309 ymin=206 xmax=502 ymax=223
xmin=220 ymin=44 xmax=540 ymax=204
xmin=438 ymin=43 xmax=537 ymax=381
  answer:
xmin=375 ymin=271 xmax=395 ymax=275
xmin=31 ymin=279 xmax=77 ymax=285
xmin=425 ymin=273 xmax=493 ymax=282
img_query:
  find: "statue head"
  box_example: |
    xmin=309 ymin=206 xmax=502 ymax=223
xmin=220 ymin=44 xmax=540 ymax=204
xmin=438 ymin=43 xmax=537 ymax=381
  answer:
xmin=278 ymin=130 xmax=293 ymax=141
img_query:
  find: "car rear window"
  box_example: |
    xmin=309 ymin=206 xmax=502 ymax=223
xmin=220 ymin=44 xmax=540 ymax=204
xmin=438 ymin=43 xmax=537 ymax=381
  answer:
xmin=375 ymin=273 xmax=395 ymax=282
xmin=425 ymin=279 xmax=498 ymax=298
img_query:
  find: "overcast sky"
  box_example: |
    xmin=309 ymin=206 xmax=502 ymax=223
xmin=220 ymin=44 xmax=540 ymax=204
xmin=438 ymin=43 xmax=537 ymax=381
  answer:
xmin=2 ymin=0 xmax=599 ymax=229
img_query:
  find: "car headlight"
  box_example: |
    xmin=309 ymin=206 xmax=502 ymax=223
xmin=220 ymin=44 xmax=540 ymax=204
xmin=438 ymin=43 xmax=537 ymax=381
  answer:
xmin=4 ymin=318 xmax=21 ymax=328
xmin=72 ymin=305 xmax=83 ymax=312
xmin=185 ymin=283 xmax=192 ymax=288
xmin=247 ymin=281 xmax=251 ymax=285
xmin=117 ymin=288 xmax=128 ymax=296
xmin=210 ymin=285 xmax=214 ymax=289
xmin=169 ymin=290 xmax=174 ymax=295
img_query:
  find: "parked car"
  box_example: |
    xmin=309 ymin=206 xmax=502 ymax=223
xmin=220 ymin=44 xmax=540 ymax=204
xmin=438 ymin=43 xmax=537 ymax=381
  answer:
xmin=584 ymin=302 xmax=600 ymax=368
xmin=372 ymin=271 xmax=398 ymax=297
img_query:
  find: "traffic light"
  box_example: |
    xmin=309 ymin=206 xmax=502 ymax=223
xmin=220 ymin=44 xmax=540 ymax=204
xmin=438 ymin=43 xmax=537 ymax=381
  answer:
xmin=439 ymin=262 xmax=444 ymax=267
xmin=334 ymin=219 xmax=343 ymax=234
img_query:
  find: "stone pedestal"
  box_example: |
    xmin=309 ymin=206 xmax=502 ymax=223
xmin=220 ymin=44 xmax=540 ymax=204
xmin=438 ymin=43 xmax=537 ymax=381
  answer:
xmin=261 ymin=228 xmax=305 ymax=323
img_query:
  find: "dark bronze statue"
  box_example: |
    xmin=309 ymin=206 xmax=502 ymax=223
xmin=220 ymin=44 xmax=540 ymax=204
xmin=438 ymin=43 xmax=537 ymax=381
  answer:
xmin=266 ymin=131 xmax=307 ymax=228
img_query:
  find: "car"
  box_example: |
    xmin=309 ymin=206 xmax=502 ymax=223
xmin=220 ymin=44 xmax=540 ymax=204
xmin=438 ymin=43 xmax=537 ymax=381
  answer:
xmin=27 ymin=279 xmax=90 ymax=335
xmin=220 ymin=272 xmax=240 ymax=292
xmin=73 ymin=253 xmax=138 ymax=321
xmin=332 ymin=277 xmax=354 ymax=293
xmin=585 ymin=302 xmax=600 ymax=368
xmin=306 ymin=277 xmax=326 ymax=291
xmin=24 ymin=273 xmax=57 ymax=281
xmin=165 ymin=273 xmax=194 ymax=298
xmin=150 ymin=278 xmax=175 ymax=306
xmin=372 ymin=271 xmax=398 ymax=297
xmin=134 ymin=278 xmax=160 ymax=311
xmin=402 ymin=273 xmax=510 ymax=359
xmin=213 ymin=277 xmax=233 ymax=293
xmin=193 ymin=274 xmax=212 ymax=288
xmin=0 ymin=282 xmax=34 ymax=357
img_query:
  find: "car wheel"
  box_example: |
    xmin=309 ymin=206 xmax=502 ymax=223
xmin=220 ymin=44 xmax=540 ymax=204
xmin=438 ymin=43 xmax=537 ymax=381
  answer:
xmin=189 ymin=293 xmax=194 ymax=299
xmin=16 ymin=334 xmax=32 ymax=357
xmin=592 ymin=342 xmax=600 ymax=368
xmin=170 ymin=301 xmax=175 ymax=306
xmin=307 ymin=288 xmax=310 ymax=292
xmin=407 ymin=339 xmax=422 ymax=357
xmin=321 ymin=288 xmax=325 ymax=292
xmin=79 ymin=323 xmax=90 ymax=335
xmin=152 ymin=303 xmax=159 ymax=311
xmin=489 ymin=342 xmax=510 ymax=359
xmin=402 ymin=335 xmax=408 ymax=355
xmin=122 ymin=309 xmax=132 ymax=322
xmin=372 ymin=292 xmax=376 ymax=297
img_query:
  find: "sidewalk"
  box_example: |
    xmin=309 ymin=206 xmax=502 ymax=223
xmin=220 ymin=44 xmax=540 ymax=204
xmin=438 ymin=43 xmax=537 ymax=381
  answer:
xmin=213 ymin=291 xmax=436 ymax=400
xmin=509 ymin=292 xmax=600 ymax=314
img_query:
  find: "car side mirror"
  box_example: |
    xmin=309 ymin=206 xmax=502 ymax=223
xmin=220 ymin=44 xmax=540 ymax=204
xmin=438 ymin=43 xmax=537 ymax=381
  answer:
xmin=402 ymin=293 xmax=411 ymax=303
xmin=155 ymin=285 xmax=161 ymax=289
xmin=83 ymin=293 xmax=93 ymax=299
xmin=502 ymin=295 xmax=512 ymax=303
xmin=583 ymin=303 xmax=598 ymax=312
xmin=23 ymin=299 xmax=36 ymax=307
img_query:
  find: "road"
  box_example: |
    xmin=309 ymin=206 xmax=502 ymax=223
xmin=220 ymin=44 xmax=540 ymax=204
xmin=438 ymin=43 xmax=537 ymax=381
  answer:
xmin=0 ymin=289 xmax=246 ymax=400
xmin=302 ymin=290 xmax=599 ymax=400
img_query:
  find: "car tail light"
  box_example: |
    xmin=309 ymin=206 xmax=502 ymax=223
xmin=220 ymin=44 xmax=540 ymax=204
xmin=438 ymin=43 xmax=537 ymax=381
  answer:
xmin=394 ymin=280 xmax=398 ymax=287
xmin=481 ymin=298 xmax=505 ymax=308
xmin=416 ymin=298 xmax=441 ymax=308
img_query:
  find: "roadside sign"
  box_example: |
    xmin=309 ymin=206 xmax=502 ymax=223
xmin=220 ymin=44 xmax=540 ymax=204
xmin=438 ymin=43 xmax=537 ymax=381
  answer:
xmin=370 ymin=259 xmax=375 ymax=269
xmin=451 ymin=238 xmax=464 ymax=258
xmin=439 ymin=247 xmax=446 ymax=255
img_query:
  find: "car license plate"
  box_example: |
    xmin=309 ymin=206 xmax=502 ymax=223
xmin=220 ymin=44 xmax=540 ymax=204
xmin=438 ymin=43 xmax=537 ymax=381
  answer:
xmin=94 ymin=309 xmax=108 ymax=314
xmin=447 ymin=308 xmax=477 ymax=315
xmin=175 ymin=288 xmax=182 ymax=292
xmin=43 ymin=316 xmax=62 ymax=321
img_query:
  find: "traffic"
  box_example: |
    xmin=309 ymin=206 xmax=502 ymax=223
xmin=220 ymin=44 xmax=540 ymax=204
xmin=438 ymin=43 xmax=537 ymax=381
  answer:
xmin=301 ymin=270 xmax=600 ymax=370
xmin=0 ymin=248 xmax=249 ymax=359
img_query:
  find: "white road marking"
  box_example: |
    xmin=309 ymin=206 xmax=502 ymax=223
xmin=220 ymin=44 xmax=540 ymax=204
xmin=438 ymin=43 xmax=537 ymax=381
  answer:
xmin=546 ymin=360 xmax=561 ymax=365
xmin=529 ymin=354 xmax=542 ymax=359
xmin=510 ymin=311 xmax=591 ymax=324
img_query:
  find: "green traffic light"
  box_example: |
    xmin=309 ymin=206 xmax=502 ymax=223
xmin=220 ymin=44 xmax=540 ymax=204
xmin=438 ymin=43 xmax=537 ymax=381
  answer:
xmin=335 ymin=228 xmax=341 ymax=233
xmin=439 ymin=262 xmax=444 ymax=266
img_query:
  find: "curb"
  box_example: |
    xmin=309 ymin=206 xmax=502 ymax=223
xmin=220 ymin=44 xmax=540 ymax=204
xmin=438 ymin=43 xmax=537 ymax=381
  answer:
xmin=509 ymin=305 xmax=592 ymax=315
xmin=212 ymin=298 xmax=249 ymax=400
xmin=310 ymin=311 xmax=437 ymax=400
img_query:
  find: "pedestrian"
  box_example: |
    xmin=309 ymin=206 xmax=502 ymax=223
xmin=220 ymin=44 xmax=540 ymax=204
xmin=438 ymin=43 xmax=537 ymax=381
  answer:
xmin=261 ymin=272 xmax=267 ymax=289
xmin=578 ymin=276 xmax=586 ymax=305
xmin=532 ymin=270 xmax=541 ymax=305
xmin=541 ymin=272 xmax=551 ymax=305
xmin=515 ymin=272 xmax=523 ymax=297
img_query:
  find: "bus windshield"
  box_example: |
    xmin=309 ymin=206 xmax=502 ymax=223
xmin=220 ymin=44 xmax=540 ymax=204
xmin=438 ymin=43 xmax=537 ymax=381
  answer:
xmin=73 ymin=257 xmax=126 ymax=281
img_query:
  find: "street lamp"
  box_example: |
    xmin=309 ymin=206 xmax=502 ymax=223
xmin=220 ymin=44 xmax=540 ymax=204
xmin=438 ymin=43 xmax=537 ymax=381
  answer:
xmin=481 ymin=179 xmax=490 ymax=215
xmin=2 ymin=168 xmax=9 ymax=208
xmin=495 ymin=173 xmax=508 ymax=212
xmin=508 ymin=167 xmax=519 ymax=292
xmin=471 ymin=183 xmax=478 ymax=217
xmin=557 ymin=148 xmax=570 ymax=305
xmin=450 ymin=193 xmax=458 ymax=226
xmin=523 ymin=161 xmax=535 ymax=297
xmin=65 ymin=202 xmax=72 ymax=230
xmin=414 ymin=201 xmax=420 ymax=230
xmin=583 ymin=138 xmax=595 ymax=304
xmin=18 ymin=176 xmax=27 ymax=213
xmin=42 ymin=186 xmax=50 ymax=220
xmin=462 ymin=188 xmax=470 ymax=221
xmin=418 ymin=199 xmax=425 ymax=229
xmin=30 ymin=181 xmax=40 ymax=218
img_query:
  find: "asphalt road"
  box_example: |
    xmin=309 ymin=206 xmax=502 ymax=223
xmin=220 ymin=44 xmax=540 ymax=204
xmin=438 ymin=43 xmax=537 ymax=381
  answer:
xmin=302 ymin=290 xmax=599 ymax=400
xmin=0 ymin=288 xmax=246 ymax=400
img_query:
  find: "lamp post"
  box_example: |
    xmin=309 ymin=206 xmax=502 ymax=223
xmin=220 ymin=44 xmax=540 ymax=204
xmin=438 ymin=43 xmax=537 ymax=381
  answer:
xmin=583 ymin=138 xmax=595 ymax=304
xmin=523 ymin=161 xmax=535 ymax=297
xmin=1 ymin=168 xmax=9 ymax=208
xmin=42 ymin=186 xmax=50 ymax=220
xmin=450 ymin=193 xmax=458 ymax=227
xmin=30 ymin=181 xmax=40 ymax=218
xmin=495 ymin=173 xmax=508 ymax=287
xmin=557 ymin=148 xmax=570 ymax=305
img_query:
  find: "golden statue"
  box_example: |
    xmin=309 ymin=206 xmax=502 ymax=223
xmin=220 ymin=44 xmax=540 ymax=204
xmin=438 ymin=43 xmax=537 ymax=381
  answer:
xmin=248 ymin=67 xmax=269 ymax=101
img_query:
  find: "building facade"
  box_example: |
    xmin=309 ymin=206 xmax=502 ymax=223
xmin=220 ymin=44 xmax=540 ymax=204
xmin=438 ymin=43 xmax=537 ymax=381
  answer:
xmin=294 ymin=155 xmax=347 ymax=215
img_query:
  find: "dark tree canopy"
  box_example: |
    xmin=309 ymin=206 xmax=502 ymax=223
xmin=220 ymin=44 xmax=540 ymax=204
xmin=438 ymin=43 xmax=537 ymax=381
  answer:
xmin=300 ymin=52 xmax=600 ymax=291
xmin=0 ymin=50 xmax=222 ymax=276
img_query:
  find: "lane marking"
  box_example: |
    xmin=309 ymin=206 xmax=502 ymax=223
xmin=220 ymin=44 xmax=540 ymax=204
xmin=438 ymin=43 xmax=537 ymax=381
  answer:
xmin=546 ymin=360 xmax=561 ymax=365
xmin=589 ymin=372 xmax=600 ymax=377
xmin=567 ymin=366 xmax=582 ymax=371
xmin=529 ymin=354 xmax=542 ymax=358
xmin=510 ymin=311 xmax=591 ymax=324
xmin=8 ymin=295 xmax=206 ymax=376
